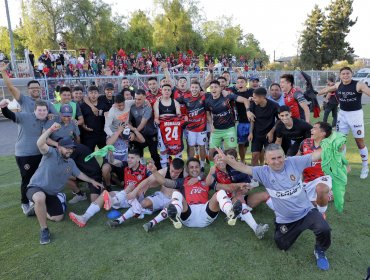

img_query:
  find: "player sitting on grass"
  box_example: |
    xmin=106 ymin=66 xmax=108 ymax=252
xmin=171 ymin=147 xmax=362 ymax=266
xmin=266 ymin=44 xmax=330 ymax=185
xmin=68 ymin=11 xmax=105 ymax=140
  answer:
xmin=105 ymin=158 xmax=185 ymax=229
xmin=206 ymin=149 xmax=271 ymax=239
xmin=146 ymin=157 xmax=243 ymax=229
xmin=69 ymin=149 xmax=150 ymax=227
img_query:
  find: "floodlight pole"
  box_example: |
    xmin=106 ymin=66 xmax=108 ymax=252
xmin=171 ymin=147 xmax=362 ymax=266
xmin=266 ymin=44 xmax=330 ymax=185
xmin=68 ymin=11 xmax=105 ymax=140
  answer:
xmin=4 ymin=0 xmax=18 ymax=77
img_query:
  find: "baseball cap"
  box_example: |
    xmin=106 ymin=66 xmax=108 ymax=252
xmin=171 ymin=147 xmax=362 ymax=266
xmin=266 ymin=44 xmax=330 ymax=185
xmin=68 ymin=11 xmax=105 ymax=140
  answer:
xmin=58 ymin=137 xmax=76 ymax=148
xmin=250 ymin=77 xmax=260 ymax=82
xmin=60 ymin=104 xmax=73 ymax=117
xmin=105 ymin=83 xmax=114 ymax=90
xmin=122 ymin=127 xmax=131 ymax=140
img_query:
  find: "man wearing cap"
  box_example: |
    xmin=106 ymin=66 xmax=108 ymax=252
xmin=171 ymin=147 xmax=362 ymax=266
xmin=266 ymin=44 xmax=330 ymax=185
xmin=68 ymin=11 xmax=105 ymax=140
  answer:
xmin=53 ymin=86 xmax=84 ymax=125
xmin=26 ymin=124 xmax=103 ymax=245
xmin=80 ymin=85 xmax=110 ymax=152
xmin=246 ymin=77 xmax=260 ymax=96
xmin=0 ymin=99 xmax=49 ymax=216
xmin=44 ymin=104 xmax=80 ymax=147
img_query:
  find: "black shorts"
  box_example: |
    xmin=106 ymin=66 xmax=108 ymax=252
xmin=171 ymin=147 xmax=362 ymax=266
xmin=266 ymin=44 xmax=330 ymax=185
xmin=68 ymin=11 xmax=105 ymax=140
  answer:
xmin=26 ymin=187 xmax=66 ymax=216
xmin=102 ymin=159 xmax=124 ymax=181
xmin=76 ymin=178 xmax=102 ymax=195
xmin=251 ymin=136 xmax=270 ymax=153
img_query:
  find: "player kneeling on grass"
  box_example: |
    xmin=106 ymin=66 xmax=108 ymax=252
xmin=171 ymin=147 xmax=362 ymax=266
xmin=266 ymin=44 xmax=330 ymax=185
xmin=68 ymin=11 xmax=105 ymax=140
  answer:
xmin=298 ymin=122 xmax=334 ymax=220
xmin=27 ymin=124 xmax=103 ymax=245
xmin=106 ymin=158 xmax=185 ymax=229
xmin=69 ymin=149 xmax=150 ymax=227
xmin=206 ymin=149 xmax=271 ymax=239
xmin=216 ymin=145 xmax=332 ymax=271
xmin=147 ymin=158 xmax=243 ymax=229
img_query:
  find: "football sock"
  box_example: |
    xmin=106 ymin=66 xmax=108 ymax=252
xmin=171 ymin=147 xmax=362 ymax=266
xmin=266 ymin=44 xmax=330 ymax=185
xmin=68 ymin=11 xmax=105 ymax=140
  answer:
xmin=240 ymin=203 xmax=257 ymax=232
xmin=216 ymin=190 xmax=232 ymax=214
xmin=83 ymin=202 xmax=100 ymax=221
xmin=360 ymin=147 xmax=368 ymax=167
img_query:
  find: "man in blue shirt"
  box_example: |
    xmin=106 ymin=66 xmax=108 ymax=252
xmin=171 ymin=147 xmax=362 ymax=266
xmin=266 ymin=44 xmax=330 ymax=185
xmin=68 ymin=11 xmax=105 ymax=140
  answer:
xmin=216 ymin=144 xmax=331 ymax=271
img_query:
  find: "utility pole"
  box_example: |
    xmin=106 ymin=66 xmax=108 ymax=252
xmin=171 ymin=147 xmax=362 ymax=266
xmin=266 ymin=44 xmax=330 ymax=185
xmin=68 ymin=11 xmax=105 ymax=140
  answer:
xmin=4 ymin=0 xmax=18 ymax=77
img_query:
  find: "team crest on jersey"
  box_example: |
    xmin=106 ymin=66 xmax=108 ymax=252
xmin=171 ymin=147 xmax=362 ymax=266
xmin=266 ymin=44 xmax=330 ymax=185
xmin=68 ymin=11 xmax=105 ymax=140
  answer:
xmin=290 ymin=175 xmax=296 ymax=181
xmin=24 ymin=164 xmax=30 ymax=170
xmin=280 ymin=225 xmax=288 ymax=234
xmin=137 ymin=175 xmax=142 ymax=181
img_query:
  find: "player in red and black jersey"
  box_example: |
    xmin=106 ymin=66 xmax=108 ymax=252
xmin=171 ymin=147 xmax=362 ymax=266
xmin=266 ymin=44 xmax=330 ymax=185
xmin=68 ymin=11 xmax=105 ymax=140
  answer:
xmin=206 ymin=149 xmax=271 ymax=239
xmin=177 ymin=81 xmax=207 ymax=169
xmin=297 ymin=122 xmax=333 ymax=218
xmin=154 ymin=84 xmax=182 ymax=168
xmin=69 ymin=149 xmax=151 ymax=227
xmin=148 ymin=158 xmax=243 ymax=228
xmin=146 ymin=77 xmax=162 ymax=107
xmin=280 ymin=74 xmax=310 ymax=123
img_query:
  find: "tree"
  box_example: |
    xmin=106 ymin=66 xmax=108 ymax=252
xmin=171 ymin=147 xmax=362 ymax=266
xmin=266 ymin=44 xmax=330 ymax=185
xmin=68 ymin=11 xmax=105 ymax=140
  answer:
xmin=299 ymin=5 xmax=325 ymax=69
xmin=321 ymin=0 xmax=356 ymax=67
xmin=153 ymin=0 xmax=202 ymax=53
xmin=0 ymin=27 xmax=26 ymax=58
xmin=124 ymin=10 xmax=154 ymax=51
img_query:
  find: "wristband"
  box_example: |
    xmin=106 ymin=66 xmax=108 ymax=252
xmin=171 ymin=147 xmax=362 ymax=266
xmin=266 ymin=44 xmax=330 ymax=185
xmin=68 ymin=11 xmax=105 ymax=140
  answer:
xmin=246 ymin=108 xmax=250 ymax=112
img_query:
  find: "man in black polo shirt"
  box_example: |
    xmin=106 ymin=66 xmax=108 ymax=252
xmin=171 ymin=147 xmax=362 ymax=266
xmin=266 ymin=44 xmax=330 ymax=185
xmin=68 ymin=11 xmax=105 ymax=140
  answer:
xmin=130 ymin=89 xmax=161 ymax=169
xmin=80 ymin=85 xmax=110 ymax=152
xmin=275 ymin=105 xmax=313 ymax=156
xmin=248 ymin=87 xmax=279 ymax=166
xmin=98 ymin=83 xmax=115 ymax=110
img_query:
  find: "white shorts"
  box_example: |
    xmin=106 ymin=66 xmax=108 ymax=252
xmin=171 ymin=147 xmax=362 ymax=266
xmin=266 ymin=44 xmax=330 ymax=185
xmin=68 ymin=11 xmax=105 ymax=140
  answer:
xmin=147 ymin=191 xmax=171 ymax=212
xmin=303 ymin=175 xmax=332 ymax=201
xmin=187 ymin=131 xmax=207 ymax=146
xmin=112 ymin=191 xmax=144 ymax=209
xmin=337 ymin=109 xmax=365 ymax=138
xmin=181 ymin=203 xmax=218 ymax=228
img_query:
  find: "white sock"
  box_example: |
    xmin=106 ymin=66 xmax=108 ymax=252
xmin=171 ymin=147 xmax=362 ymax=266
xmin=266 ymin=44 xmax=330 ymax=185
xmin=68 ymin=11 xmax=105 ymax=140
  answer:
xmin=171 ymin=191 xmax=184 ymax=214
xmin=265 ymin=197 xmax=275 ymax=211
xmin=360 ymin=147 xmax=368 ymax=168
xmin=121 ymin=208 xmax=135 ymax=221
xmin=82 ymin=202 xmax=100 ymax=221
xmin=150 ymin=208 xmax=168 ymax=225
xmin=317 ymin=205 xmax=328 ymax=214
xmin=240 ymin=203 xmax=258 ymax=232
xmin=216 ymin=190 xmax=232 ymax=214
xmin=160 ymin=154 xmax=168 ymax=169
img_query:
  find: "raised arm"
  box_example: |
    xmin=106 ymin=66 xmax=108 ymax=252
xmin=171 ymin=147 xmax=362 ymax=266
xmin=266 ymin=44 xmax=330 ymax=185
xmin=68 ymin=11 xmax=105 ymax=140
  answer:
xmin=318 ymin=82 xmax=339 ymax=95
xmin=215 ymin=147 xmax=253 ymax=175
xmin=37 ymin=123 xmax=61 ymax=154
xmin=147 ymin=160 xmax=177 ymax=188
xmin=358 ymin=82 xmax=370 ymax=97
xmin=0 ymin=63 xmax=21 ymax=101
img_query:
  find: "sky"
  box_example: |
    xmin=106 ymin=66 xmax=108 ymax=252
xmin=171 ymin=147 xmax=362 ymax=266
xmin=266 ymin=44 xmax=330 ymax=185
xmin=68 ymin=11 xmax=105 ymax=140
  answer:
xmin=1 ymin=0 xmax=368 ymax=61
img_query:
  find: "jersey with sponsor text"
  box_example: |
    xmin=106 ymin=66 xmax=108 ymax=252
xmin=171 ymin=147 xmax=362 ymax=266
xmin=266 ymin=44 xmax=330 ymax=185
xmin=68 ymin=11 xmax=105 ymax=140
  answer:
xmin=177 ymin=93 xmax=206 ymax=132
xmin=123 ymin=162 xmax=151 ymax=190
xmin=205 ymin=93 xmax=238 ymax=129
xmin=175 ymin=177 xmax=210 ymax=205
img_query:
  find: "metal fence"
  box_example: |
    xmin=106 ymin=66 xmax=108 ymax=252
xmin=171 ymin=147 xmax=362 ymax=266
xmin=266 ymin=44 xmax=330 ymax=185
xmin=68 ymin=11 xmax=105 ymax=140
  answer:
xmin=0 ymin=70 xmax=339 ymax=102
